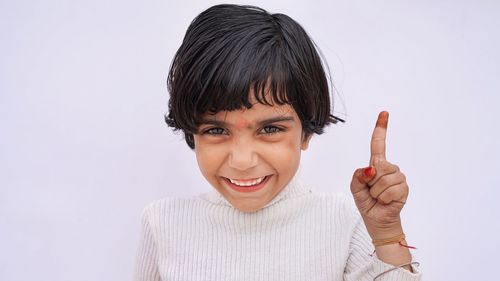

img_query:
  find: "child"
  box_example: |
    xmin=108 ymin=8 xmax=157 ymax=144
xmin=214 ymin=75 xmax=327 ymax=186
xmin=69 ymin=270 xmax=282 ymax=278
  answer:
xmin=134 ymin=4 xmax=421 ymax=280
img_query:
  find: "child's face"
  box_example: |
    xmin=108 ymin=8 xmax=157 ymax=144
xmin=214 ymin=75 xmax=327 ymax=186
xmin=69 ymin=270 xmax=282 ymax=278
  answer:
xmin=193 ymin=96 xmax=310 ymax=212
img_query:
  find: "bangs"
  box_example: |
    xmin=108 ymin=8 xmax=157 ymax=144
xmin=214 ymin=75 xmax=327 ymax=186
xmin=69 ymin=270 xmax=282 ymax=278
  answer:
xmin=197 ymin=38 xmax=293 ymax=115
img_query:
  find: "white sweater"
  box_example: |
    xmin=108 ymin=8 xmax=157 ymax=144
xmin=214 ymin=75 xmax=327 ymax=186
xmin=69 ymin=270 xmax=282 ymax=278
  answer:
xmin=133 ymin=176 xmax=421 ymax=281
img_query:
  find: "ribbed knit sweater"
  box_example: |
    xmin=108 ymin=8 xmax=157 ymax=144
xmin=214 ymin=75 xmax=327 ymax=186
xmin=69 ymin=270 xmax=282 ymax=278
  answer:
xmin=133 ymin=176 xmax=421 ymax=281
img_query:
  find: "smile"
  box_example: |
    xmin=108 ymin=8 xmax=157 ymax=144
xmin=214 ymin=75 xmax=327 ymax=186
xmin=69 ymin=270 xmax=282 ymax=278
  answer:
xmin=223 ymin=175 xmax=271 ymax=193
xmin=229 ymin=176 xmax=266 ymax=186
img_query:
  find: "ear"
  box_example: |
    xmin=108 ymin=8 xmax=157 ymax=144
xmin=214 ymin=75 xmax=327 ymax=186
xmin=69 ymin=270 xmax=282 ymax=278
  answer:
xmin=300 ymin=133 xmax=312 ymax=151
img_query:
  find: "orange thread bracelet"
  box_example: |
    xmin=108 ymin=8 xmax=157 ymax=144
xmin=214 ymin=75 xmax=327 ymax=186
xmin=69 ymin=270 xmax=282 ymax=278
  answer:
xmin=372 ymin=233 xmax=417 ymax=249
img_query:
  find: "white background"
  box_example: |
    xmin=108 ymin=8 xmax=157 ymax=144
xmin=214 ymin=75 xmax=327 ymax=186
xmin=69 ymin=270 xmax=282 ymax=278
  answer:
xmin=1 ymin=0 xmax=499 ymax=280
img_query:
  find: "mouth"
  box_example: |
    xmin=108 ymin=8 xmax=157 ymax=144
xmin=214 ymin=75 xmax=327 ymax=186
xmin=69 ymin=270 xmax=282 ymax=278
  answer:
xmin=222 ymin=175 xmax=272 ymax=193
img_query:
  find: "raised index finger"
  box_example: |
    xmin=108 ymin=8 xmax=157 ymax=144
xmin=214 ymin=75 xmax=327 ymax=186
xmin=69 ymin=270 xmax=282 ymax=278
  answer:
xmin=370 ymin=111 xmax=389 ymax=165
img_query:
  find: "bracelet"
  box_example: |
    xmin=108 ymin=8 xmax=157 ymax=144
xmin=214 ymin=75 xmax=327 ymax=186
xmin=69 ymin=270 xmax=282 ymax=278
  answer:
xmin=373 ymin=261 xmax=420 ymax=280
xmin=372 ymin=233 xmax=417 ymax=249
xmin=372 ymin=233 xmax=405 ymax=247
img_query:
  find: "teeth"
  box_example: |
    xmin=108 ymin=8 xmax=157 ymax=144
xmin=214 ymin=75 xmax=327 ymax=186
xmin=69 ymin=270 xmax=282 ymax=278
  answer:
xmin=229 ymin=176 xmax=266 ymax=187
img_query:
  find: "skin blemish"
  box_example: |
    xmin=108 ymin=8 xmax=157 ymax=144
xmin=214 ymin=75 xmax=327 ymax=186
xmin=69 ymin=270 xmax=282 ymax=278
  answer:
xmin=235 ymin=118 xmax=249 ymax=130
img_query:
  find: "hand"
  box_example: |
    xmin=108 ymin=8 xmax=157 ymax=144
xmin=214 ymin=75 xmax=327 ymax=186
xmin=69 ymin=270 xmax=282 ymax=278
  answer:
xmin=350 ymin=111 xmax=409 ymax=239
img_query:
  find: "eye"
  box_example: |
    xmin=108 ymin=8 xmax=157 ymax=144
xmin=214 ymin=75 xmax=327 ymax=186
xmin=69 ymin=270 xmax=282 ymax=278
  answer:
xmin=260 ymin=125 xmax=282 ymax=135
xmin=203 ymin=127 xmax=228 ymax=135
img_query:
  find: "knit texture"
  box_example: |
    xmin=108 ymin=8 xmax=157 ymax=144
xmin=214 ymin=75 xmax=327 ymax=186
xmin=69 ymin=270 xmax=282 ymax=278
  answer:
xmin=133 ymin=177 xmax=421 ymax=280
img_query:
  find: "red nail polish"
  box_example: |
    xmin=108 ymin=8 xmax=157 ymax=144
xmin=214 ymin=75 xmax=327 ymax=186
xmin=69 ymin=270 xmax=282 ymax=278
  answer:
xmin=363 ymin=166 xmax=374 ymax=177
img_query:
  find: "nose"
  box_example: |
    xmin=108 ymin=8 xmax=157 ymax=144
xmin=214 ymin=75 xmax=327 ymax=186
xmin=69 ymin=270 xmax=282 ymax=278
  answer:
xmin=228 ymin=139 xmax=258 ymax=171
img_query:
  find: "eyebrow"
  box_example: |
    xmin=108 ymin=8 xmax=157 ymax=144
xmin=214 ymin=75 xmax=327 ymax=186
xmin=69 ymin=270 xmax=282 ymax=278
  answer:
xmin=199 ymin=116 xmax=295 ymax=128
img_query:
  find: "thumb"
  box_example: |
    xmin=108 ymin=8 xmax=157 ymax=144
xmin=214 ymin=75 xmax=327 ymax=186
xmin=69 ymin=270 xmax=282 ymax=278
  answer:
xmin=350 ymin=166 xmax=377 ymax=194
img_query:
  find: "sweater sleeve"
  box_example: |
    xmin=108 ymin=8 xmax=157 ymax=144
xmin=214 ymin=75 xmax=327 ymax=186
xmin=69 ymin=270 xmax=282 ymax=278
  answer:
xmin=343 ymin=207 xmax=422 ymax=280
xmin=133 ymin=205 xmax=162 ymax=281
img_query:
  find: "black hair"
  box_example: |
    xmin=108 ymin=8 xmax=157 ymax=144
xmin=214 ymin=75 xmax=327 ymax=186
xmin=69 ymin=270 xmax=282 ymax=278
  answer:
xmin=166 ymin=4 xmax=344 ymax=149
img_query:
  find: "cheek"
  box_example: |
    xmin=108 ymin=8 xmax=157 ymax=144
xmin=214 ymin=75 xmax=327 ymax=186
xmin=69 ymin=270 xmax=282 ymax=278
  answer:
xmin=194 ymin=143 xmax=224 ymax=175
xmin=265 ymin=136 xmax=303 ymax=167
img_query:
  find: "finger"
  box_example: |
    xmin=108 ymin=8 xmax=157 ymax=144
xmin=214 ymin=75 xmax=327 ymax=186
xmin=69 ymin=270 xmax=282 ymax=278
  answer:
xmin=368 ymin=171 xmax=406 ymax=199
xmin=376 ymin=183 xmax=409 ymax=205
xmin=350 ymin=166 xmax=377 ymax=194
xmin=366 ymin=161 xmax=400 ymax=188
xmin=370 ymin=111 xmax=389 ymax=165
xmin=350 ymin=166 xmax=378 ymax=212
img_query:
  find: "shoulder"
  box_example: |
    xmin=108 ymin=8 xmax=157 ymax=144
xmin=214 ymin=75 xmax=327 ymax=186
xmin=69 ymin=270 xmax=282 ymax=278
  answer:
xmin=140 ymin=195 xmax=204 ymax=223
xmin=311 ymin=190 xmax=356 ymax=209
xmin=309 ymin=190 xmax=362 ymax=223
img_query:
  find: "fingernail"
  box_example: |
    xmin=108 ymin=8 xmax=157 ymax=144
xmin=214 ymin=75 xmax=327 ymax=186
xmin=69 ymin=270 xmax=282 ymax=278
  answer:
xmin=363 ymin=166 xmax=375 ymax=177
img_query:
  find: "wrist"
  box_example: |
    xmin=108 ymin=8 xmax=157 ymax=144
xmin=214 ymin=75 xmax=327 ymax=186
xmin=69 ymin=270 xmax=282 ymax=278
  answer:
xmin=374 ymin=241 xmax=413 ymax=272
xmin=365 ymin=220 xmax=404 ymax=240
